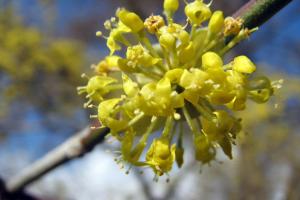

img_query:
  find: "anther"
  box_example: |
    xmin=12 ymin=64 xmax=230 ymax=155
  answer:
xmin=87 ymin=104 xmax=97 ymax=108
xmin=96 ymin=31 xmax=102 ymax=37
xmin=81 ymin=73 xmax=89 ymax=79
xmin=151 ymin=116 xmax=158 ymax=122
xmin=174 ymin=113 xmax=181 ymax=120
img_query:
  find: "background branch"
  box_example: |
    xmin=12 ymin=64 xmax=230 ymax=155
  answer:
xmin=5 ymin=126 xmax=110 ymax=193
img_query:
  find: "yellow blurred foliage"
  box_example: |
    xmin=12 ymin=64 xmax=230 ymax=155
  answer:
xmin=0 ymin=8 xmax=86 ymax=116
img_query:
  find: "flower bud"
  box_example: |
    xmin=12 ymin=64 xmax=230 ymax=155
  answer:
xmin=208 ymin=11 xmax=224 ymax=34
xmin=164 ymin=0 xmax=179 ymax=15
xmin=159 ymin=33 xmax=176 ymax=50
xmin=178 ymin=30 xmax=190 ymax=47
xmin=202 ymin=51 xmax=223 ymax=70
xmin=179 ymin=42 xmax=195 ymax=63
xmin=117 ymin=8 xmax=144 ymax=32
xmin=232 ymin=55 xmax=256 ymax=74
xmin=185 ymin=0 xmax=211 ymax=25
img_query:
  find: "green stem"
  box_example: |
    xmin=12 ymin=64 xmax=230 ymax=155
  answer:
xmin=233 ymin=0 xmax=292 ymax=29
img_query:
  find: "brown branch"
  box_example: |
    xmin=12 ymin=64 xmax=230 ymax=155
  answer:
xmin=5 ymin=126 xmax=110 ymax=193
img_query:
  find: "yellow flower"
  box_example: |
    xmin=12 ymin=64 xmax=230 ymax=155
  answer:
xmin=209 ymin=11 xmax=224 ymax=34
xmin=95 ymin=56 xmax=120 ymax=74
xmin=202 ymin=51 xmax=223 ymax=70
xmin=116 ymin=8 xmax=144 ymax=33
xmin=233 ymin=55 xmax=256 ymax=74
xmin=78 ymin=0 xmax=275 ymax=177
xmin=77 ymin=75 xmax=118 ymax=107
xmin=194 ymin=134 xmax=216 ymax=164
xmin=106 ymin=21 xmax=131 ymax=55
xmin=185 ymin=0 xmax=212 ymax=25
xmin=146 ymin=137 xmax=176 ymax=176
xmin=247 ymin=76 xmax=274 ymax=103
xmin=98 ymin=98 xmax=128 ymax=133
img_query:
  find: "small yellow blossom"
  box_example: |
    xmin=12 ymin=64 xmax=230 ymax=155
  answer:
xmin=185 ymin=0 xmax=212 ymax=25
xmin=146 ymin=137 xmax=176 ymax=176
xmin=116 ymin=8 xmax=144 ymax=33
xmin=209 ymin=11 xmax=224 ymax=34
xmin=202 ymin=51 xmax=223 ymax=70
xmin=233 ymin=55 xmax=256 ymax=74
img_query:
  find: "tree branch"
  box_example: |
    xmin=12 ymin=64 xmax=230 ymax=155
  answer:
xmin=5 ymin=126 xmax=110 ymax=193
xmin=233 ymin=0 xmax=292 ymax=29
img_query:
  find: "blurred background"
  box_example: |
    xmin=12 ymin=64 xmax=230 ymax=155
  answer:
xmin=0 ymin=0 xmax=300 ymax=199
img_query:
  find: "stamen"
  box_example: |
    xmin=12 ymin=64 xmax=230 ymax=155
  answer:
xmin=127 ymin=112 xmax=145 ymax=127
xmin=151 ymin=116 xmax=158 ymax=123
xmin=86 ymin=91 xmax=95 ymax=98
xmin=84 ymin=99 xmax=93 ymax=108
xmin=161 ymin=116 xmax=174 ymax=138
xmin=81 ymin=73 xmax=90 ymax=79
xmin=87 ymin=104 xmax=97 ymax=108
xmin=182 ymin=107 xmax=199 ymax=136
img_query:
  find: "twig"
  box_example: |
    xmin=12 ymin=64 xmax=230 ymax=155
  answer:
xmin=233 ymin=0 xmax=292 ymax=29
xmin=1 ymin=177 xmax=39 ymax=200
xmin=5 ymin=126 xmax=110 ymax=193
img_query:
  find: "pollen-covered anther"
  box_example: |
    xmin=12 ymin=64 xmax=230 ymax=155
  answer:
xmin=204 ymin=79 xmax=214 ymax=84
xmin=151 ymin=116 xmax=158 ymax=122
xmin=171 ymin=91 xmax=178 ymax=97
xmin=96 ymin=31 xmax=103 ymax=37
xmin=213 ymin=84 xmax=221 ymax=89
xmin=174 ymin=113 xmax=181 ymax=120
xmin=188 ymin=83 xmax=199 ymax=90
xmin=134 ymin=109 xmax=141 ymax=115
xmin=271 ymin=79 xmax=284 ymax=89
xmin=104 ymin=20 xmax=112 ymax=30
xmin=110 ymin=17 xmax=116 ymax=23
xmin=144 ymin=15 xmax=165 ymax=34
xmin=90 ymin=114 xmax=98 ymax=118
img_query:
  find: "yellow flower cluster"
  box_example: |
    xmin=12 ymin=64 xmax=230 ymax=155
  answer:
xmin=78 ymin=0 xmax=274 ymax=177
xmin=0 ymin=9 xmax=85 ymax=116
